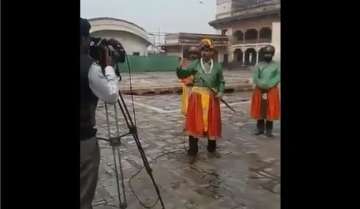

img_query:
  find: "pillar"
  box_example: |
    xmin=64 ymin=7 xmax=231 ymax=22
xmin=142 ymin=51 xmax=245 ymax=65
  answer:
xmin=242 ymin=49 xmax=246 ymax=65
xmin=229 ymin=49 xmax=234 ymax=63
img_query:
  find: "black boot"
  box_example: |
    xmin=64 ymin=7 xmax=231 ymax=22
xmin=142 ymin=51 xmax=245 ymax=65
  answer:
xmin=207 ymin=139 xmax=216 ymax=153
xmin=265 ymin=121 xmax=274 ymax=137
xmin=207 ymin=139 xmax=220 ymax=158
xmin=187 ymin=136 xmax=198 ymax=164
xmin=187 ymin=136 xmax=198 ymax=156
xmin=254 ymin=120 xmax=265 ymax=135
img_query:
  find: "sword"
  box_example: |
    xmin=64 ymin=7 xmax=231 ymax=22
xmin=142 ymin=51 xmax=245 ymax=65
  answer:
xmin=199 ymin=76 xmax=236 ymax=113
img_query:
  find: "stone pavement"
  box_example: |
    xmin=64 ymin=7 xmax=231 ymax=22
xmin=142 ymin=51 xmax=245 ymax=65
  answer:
xmin=119 ymin=70 xmax=253 ymax=95
xmin=92 ymin=91 xmax=280 ymax=209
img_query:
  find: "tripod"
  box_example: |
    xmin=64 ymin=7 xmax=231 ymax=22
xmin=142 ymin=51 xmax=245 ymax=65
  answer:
xmin=99 ymin=90 xmax=166 ymax=209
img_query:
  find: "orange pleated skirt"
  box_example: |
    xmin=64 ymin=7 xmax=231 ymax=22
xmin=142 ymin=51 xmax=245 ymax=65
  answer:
xmin=250 ymin=86 xmax=280 ymax=121
xmin=185 ymin=87 xmax=221 ymax=140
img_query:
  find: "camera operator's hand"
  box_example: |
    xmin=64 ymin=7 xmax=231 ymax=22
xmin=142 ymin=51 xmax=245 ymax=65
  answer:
xmin=89 ymin=61 xmax=119 ymax=104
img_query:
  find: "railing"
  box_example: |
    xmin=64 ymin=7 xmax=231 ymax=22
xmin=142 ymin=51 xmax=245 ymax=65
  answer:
xmin=232 ymin=38 xmax=271 ymax=44
xmin=232 ymin=40 xmax=245 ymax=44
xmin=215 ymin=1 xmax=279 ymax=19
xmin=231 ymin=1 xmax=280 ymax=14
xmin=243 ymin=39 xmax=258 ymax=44
xmin=258 ymin=38 xmax=272 ymax=43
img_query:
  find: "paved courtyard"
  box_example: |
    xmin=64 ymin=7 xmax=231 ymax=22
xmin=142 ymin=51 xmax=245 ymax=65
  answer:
xmin=92 ymin=90 xmax=280 ymax=209
xmin=118 ymin=70 xmax=254 ymax=94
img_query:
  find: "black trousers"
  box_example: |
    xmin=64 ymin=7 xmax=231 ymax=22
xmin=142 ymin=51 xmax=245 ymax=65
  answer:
xmin=188 ymin=136 xmax=198 ymax=155
xmin=188 ymin=136 xmax=216 ymax=154
xmin=257 ymin=94 xmax=273 ymax=132
xmin=257 ymin=119 xmax=273 ymax=131
xmin=80 ymin=136 xmax=100 ymax=209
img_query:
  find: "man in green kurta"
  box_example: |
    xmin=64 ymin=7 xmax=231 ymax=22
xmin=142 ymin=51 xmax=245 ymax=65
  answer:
xmin=176 ymin=38 xmax=225 ymax=162
xmin=177 ymin=58 xmax=225 ymax=96
xmin=251 ymin=45 xmax=281 ymax=137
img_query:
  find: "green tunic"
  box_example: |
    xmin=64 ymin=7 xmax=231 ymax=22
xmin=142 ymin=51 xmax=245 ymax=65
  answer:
xmin=176 ymin=59 xmax=225 ymax=94
xmin=252 ymin=61 xmax=280 ymax=90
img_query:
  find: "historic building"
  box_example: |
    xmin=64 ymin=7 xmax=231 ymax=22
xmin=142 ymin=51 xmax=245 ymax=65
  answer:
xmin=209 ymin=0 xmax=280 ymax=68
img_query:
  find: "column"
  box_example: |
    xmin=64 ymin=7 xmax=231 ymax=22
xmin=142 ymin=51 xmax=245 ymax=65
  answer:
xmin=218 ymin=49 xmax=223 ymax=63
xmin=242 ymin=49 xmax=246 ymax=65
xmin=180 ymin=45 xmax=184 ymax=58
xmin=229 ymin=49 xmax=234 ymax=63
xmin=256 ymin=49 xmax=259 ymax=64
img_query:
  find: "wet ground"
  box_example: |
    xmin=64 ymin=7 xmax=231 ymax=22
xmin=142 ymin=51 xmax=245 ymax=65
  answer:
xmin=93 ymin=91 xmax=280 ymax=209
xmin=118 ymin=71 xmax=253 ymax=95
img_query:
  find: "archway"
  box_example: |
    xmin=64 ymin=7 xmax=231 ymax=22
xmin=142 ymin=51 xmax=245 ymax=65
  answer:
xmin=259 ymin=27 xmax=272 ymax=42
xmin=258 ymin=47 xmax=266 ymax=62
xmin=233 ymin=30 xmax=244 ymax=42
xmin=233 ymin=48 xmax=243 ymax=65
xmin=245 ymin=29 xmax=258 ymax=43
xmin=245 ymin=48 xmax=257 ymax=65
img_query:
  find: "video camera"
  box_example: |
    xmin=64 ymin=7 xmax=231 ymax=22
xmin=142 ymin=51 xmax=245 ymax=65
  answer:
xmin=89 ymin=37 xmax=126 ymax=77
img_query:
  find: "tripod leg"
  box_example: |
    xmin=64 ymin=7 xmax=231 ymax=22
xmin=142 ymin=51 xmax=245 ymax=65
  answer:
xmin=104 ymin=103 xmax=112 ymax=138
xmin=117 ymin=100 xmax=151 ymax=172
xmin=118 ymin=92 xmax=135 ymax=127
xmin=116 ymin=146 xmax=127 ymax=209
xmin=114 ymin=105 xmax=128 ymax=208
xmin=112 ymin=146 xmax=124 ymax=208
xmin=105 ymin=104 xmax=124 ymax=208
xmin=116 ymin=94 xmax=166 ymax=209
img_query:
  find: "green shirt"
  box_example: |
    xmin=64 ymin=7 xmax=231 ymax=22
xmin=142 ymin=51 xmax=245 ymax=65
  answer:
xmin=252 ymin=61 xmax=280 ymax=89
xmin=176 ymin=59 xmax=225 ymax=94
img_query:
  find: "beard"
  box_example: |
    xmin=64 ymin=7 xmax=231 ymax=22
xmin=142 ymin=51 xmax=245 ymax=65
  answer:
xmin=202 ymin=56 xmax=211 ymax=62
xmin=264 ymin=56 xmax=273 ymax=62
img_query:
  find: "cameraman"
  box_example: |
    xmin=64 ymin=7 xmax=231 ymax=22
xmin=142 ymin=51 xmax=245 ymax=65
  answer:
xmin=80 ymin=18 xmax=119 ymax=209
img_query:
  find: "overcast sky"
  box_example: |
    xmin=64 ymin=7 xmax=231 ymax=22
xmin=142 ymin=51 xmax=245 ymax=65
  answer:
xmin=80 ymin=0 xmax=218 ymax=34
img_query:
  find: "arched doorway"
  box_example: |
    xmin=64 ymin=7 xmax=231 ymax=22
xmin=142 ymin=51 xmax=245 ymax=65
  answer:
xmin=233 ymin=48 xmax=243 ymax=65
xmin=245 ymin=48 xmax=257 ymax=65
xmin=245 ymin=29 xmax=258 ymax=43
xmin=233 ymin=30 xmax=244 ymax=43
xmin=258 ymin=47 xmax=266 ymax=62
xmin=259 ymin=27 xmax=272 ymax=42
